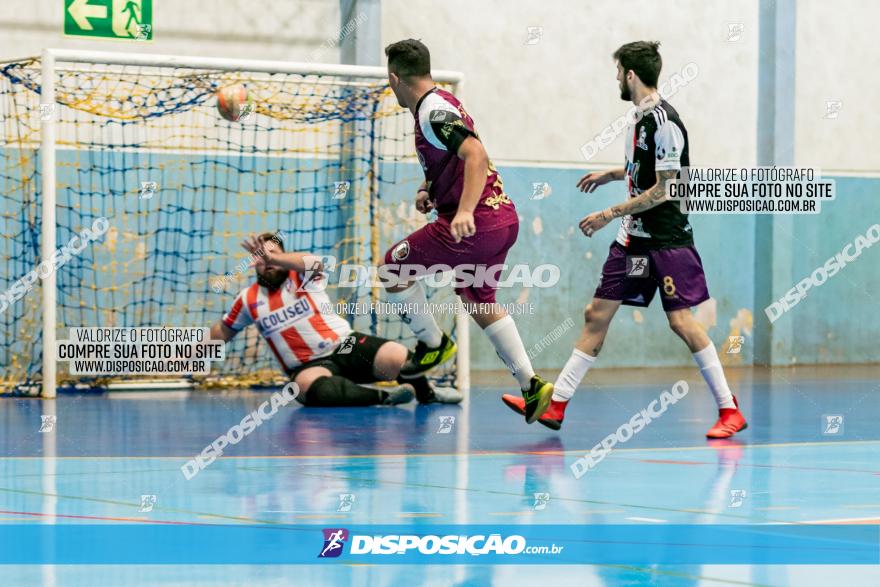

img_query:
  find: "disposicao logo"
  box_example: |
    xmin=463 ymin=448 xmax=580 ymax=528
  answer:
xmin=319 ymin=531 xmax=530 ymax=557
xmin=318 ymin=528 xmax=348 ymax=558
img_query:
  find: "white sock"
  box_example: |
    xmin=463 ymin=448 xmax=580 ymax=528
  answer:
xmin=552 ymin=349 xmax=595 ymax=401
xmin=387 ymin=282 xmax=443 ymax=347
xmin=483 ymin=315 xmax=535 ymax=390
xmin=693 ymin=343 xmax=736 ymax=409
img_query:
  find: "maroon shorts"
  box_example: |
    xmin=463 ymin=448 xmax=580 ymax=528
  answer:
xmin=594 ymin=242 xmax=710 ymax=312
xmin=383 ymin=220 xmax=519 ymax=304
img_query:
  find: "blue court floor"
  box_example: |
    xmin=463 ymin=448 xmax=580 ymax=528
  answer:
xmin=1 ymin=368 xmax=878 ymax=586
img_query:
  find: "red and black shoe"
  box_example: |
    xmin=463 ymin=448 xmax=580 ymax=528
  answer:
xmin=706 ymin=396 xmax=748 ymax=439
xmin=538 ymin=399 xmax=568 ymax=430
xmin=501 ymin=394 xmax=567 ymax=430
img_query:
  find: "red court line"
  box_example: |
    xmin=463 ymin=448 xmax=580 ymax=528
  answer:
xmin=0 ymin=509 xmax=213 ymax=526
xmin=640 ymin=459 xmax=705 ymax=466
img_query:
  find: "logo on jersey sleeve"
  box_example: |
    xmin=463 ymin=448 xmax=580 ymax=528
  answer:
xmin=318 ymin=528 xmax=349 ymax=558
xmin=391 ymin=240 xmax=410 ymax=261
xmin=657 ymin=145 xmax=681 ymax=164
xmin=430 ymin=109 xmax=468 ymax=139
xmin=655 ymin=120 xmax=685 ymax=167
xmin=426 ymin=100 xmax=459 ymax=122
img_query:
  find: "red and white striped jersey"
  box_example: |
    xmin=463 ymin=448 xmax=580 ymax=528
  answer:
xmin=222 ymin=270 xmax=351 ymax=372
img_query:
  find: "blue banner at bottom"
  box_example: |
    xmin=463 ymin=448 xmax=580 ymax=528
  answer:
xmin=1 ymin=524 xmax=877 ymax=565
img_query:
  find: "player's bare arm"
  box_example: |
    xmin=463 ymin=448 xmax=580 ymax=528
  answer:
xmin=576 ymin=167 xmax=626 ymax=193
xmin=415 ymin=182 xmax=434 ymax=214
xmin=449 ymin=135 xmax=486 ymax=242
xmin=209 ymin=320 xmax=237 ymax=342
xmin=607 ymin=169 xmax=678 ymax=217
xmin=578 ymin=169 xmax=677 ymax=237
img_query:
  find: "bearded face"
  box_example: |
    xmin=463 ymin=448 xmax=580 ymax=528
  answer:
xmin=616 ymin=62 xmax=632 ymax=101
xmin=255 ymin=239 xmax=288 ymax=290
xmin=619 ymin=73 xmax=632 ymax=101
xmin=257 ymin=265 xmax=287 ymax=290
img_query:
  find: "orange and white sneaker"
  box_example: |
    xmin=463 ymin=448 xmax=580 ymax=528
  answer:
xmin=501 ymin=394 xmax=568 ymax=430
xmin=706 ymin=396 xmax=748 ymax=439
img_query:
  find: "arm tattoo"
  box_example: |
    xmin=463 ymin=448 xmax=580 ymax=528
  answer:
xmin=608 ymin=170 xmax=678 ymax=218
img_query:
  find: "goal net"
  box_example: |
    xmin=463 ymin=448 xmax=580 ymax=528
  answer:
xmin=0 ymin=50 xmax=465 ymax=396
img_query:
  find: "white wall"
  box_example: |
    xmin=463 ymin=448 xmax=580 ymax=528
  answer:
xmin=795 ymin=0 xmax=879 ymax=172
xmin=383 ymin=0 xmax=879 ymax=173
xmin=383 ymin=0 xmax=760 ymax=168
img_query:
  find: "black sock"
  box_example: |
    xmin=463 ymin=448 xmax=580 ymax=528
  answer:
xmin=304 ymin=376 xmax=383 ymax=406
xmin=398 ymin=374 xmax=434 ymax=403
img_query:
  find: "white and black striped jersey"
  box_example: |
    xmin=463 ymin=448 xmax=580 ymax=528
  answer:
xmin=616 ymin=99 xmax=693 ymax=250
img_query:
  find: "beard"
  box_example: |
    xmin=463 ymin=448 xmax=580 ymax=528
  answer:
xmin=619 ymin=81 xmax=631 ymax=101
xmin=257 ymin=268 xmax=288 ymax=290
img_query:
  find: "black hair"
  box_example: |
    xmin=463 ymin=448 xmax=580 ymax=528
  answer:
xmin=613 ymin=41 xmax=662 ymax=87
xmin=385 ymin=39 xmax=431 ymax=79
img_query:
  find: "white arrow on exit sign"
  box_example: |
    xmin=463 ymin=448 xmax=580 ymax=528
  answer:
xmin=67 ymin=0 xmax=108 ymax=31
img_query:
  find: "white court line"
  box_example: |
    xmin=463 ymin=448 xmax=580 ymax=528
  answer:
xmin=793 ymin=516 xmax=880 ymax=524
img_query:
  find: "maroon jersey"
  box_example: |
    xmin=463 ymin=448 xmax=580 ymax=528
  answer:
xmin=413 ymin=88 xmax=518 ymax=231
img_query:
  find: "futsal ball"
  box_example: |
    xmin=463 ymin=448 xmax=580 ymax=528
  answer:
xmin=216 ymin=84 xmax=254 ymax=122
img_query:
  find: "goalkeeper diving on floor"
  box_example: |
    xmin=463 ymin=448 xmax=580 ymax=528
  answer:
xmin=209 ymin=232 xmax=462 ymax=407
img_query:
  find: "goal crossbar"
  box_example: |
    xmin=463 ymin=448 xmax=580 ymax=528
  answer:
xmin=41 ymin=48 xmax=464 ymax=82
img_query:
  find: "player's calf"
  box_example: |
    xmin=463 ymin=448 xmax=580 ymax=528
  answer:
xmin=372 ymin=340 xmax=409 ymax=381
xmin=298 ymin=375 xmax=413 ymax=407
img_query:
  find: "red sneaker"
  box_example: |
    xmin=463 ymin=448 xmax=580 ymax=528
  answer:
xmin=706 ymin=396 xmax=748 ymax=438
xmin=501 ymin=394 xmax=567 ymax=430
xmin=501 ymin=393 xmax=526 ymax=416
xmin=537 ymin=399 xmax=567 ymax=430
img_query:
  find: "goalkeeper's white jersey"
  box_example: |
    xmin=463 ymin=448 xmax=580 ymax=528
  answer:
xmin=222 ymin=270 xmax=352 ymax=372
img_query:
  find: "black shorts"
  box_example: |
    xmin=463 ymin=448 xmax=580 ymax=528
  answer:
xmin=289 ymin=331 xmax=390 ymax=384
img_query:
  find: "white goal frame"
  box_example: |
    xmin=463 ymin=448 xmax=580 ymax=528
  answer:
xmin=38 ymin=48 xmax=469 ymax=398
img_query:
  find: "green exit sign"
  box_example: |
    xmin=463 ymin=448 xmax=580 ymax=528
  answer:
xmin=64 ymin=0 xmax=153 ymax=40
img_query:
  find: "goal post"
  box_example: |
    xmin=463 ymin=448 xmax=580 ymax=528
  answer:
xmin=40 ymin=49 xmax=57 ymax=399
xmin=0 ymin=48 xmax=469 ymax=397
